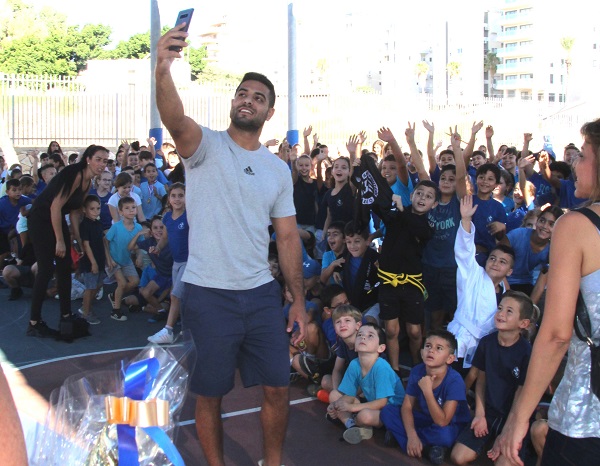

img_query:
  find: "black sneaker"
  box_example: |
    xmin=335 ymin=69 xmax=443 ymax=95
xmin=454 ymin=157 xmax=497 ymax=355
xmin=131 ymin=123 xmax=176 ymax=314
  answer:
xmin=111 ymin=310 xmax=128 ymax=321
xmin=128 ymin=304 xmax=142 ymax=313
xmin=8 ymin=287 xmax=23 ymax=301
xmin=428 ymin=445 xmax=446 ymax=465
xmin=26 ymin=321 xmax=58 ymax=338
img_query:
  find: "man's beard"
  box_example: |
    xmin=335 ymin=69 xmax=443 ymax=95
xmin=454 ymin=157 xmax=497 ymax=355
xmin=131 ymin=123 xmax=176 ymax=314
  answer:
xmin=230 ymin=107 xmax=265 ymax=132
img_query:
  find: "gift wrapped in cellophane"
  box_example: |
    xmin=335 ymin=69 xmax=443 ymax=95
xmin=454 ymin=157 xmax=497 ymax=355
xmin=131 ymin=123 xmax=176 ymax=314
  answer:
xmin=30 ymin=331 xmax=196 ymax=466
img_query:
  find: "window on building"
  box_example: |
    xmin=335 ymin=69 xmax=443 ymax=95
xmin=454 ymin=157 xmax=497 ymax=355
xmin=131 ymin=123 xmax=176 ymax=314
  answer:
xmin=520 ymin=74 xmax=533 ymax=79
xmin=520 ymin=57 xmax=533 ymax=62
xmin=559 ymin=94 xmax=565 ymax=102
xmin=520 ymin=41 xmax=533 ymax=47
xmin=549 ymin=93 xmax=555 ymax=102
xmin=538 ymin=93 xmax=544 ymax=101
xmin=550 ymin=74 xmax=554 ymax=84
xmin=561 ymin=75 xmax=564 ymax=84
xmin=506 ymin=42 xmax=517 ymax=50
xmin=520 ymin=8 xmax=532 ymax=13
xmin=506 ymin=59 xmax=517 ymax=64
xmin=521 ymin=91 xmax=531 ymax=100
xmin=506 ymin=75 xmax=517 ymax=80
xmin=507 ymin=90 xmax=516 ymax=98
xmin=520 ymin=24 xmax=533 ymax=29
xmin=506 ymin=26 xmax=517 ymax=32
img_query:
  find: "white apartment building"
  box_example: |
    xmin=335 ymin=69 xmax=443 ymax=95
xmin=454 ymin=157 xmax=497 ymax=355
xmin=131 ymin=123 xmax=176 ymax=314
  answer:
xmin=495 ymin=1 xmax=567 ymax=101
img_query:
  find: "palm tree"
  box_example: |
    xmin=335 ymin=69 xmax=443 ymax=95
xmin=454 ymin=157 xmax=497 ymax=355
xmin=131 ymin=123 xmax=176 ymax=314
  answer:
xmin=447 ymin=61 xmax=461 ymax=80
xmin=560 ymin=37 xmax=574 ymax=102
xmin=415 ymin=61 xmax=429 ymax=93
xmin=484 ymin=52 xmax=500 ymax=97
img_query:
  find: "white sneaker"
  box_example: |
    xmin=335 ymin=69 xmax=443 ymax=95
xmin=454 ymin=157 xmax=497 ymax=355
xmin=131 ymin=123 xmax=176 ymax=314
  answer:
xmin=148 ymin=327 xmax=174 ymax=344
xmin=96 ymin=288 xmax=104 ymax=300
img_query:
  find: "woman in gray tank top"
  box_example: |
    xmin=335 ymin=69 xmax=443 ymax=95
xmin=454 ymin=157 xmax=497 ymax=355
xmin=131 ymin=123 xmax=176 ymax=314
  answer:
xmin=491 ymin=119 xmax=600 ymax=466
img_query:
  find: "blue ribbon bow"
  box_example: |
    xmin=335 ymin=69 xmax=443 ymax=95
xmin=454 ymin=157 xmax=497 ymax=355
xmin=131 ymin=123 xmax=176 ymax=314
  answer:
xmin=117 ymin=358 xmax=185 ymax=466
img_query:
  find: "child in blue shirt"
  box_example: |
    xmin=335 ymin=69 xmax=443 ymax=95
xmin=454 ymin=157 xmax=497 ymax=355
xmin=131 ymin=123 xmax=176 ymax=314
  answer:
xmin=147 ymin=183 xmax=188 ymax=344
xmin=320 ymin=221 xmax=346 ymax=286
xmin=380 ymin=330 xmax=471 ymax=465
xmin=328 ymin=323 xmax=405 ymax=444
xmin=139 ymin=163 xmax=167 ymax=219
xmin=472 ymin=163 xmax=507 ymax=266
xmin=105 ymin=196 xmax=143 ymax=321
xmin=0 ymin=179 xmax=31 ymax=263
xmin=450 ymin=291 xmax=534 ymax=465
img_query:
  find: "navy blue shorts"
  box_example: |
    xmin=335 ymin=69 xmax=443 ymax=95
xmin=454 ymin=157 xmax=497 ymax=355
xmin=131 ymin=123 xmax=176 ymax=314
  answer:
xmin=422 ymin=265 xmax=457 ymax=314
xmin=182 ymin=280 xmax=290 ymax=397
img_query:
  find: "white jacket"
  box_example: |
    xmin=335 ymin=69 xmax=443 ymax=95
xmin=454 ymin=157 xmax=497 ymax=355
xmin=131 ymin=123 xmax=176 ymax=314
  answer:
xmin=447 ymin=222 xmax=503 ymax=366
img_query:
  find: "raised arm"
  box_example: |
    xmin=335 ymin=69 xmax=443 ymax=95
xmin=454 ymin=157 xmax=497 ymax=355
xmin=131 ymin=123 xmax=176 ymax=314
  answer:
xmin=407 ymin=122 xmax=429 ymax=180
xmin=303 ymin=126 xmax=312 ymax=156
xmin=378 ymin=126 xmax=408 ymax=185
xmin=485 ymin=125 xmax=495 ymax=161
xmin=450 ymin=126 xmax=468 ymax=198
xmin=155 ymin=25 xmax=203 ymax=159
xmin=460 ymin=195 xmax=478 ymax=233
xmin=464 ymin=121 xmax=483 ymax=166
xmin=538 ymin=151 xmax=560 ymax=189
xmin=518 ymin=156 xmax=536 ymax=207
xmin=422 ymin=120 xmax=437 ymax=175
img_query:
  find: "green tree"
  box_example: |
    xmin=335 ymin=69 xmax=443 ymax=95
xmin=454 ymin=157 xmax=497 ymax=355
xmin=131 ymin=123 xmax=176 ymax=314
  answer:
xmin=484 ymin=51 xmax=500 ymax=97
xmin=106 ymin=31 xmax=151 ymax=59
xmin=560 ymin=36 xmax=574 ymax=102
xmin=67 ymin=24 xmax=112 ymax=72
xmin=188 ymin=46 xmax=208 ymax=80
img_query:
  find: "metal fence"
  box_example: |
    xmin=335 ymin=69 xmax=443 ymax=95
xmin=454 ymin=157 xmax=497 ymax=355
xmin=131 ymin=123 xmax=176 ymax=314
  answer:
xmin=1 ymin=74 xmax=596 ymax=154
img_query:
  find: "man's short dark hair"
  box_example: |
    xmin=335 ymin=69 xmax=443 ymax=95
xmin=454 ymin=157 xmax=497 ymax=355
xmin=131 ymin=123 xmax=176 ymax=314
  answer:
xmin=321 ymin=284 xmax=346 ymax=308
xmin=549 ymin=161 xmax=572 ymax=179
xmin=143 ymin=162 xmax=157 ymax=172
xmin=139 ymin=150 xmax=153 ymax=161
xmin=439 ymin=149 xmax=454 ymax=158
xmin=360 ymin=322 xmax=386 ymax=345
xmin=440 ymin=163 xmax=456 ymax=177
xmin=489 ymin=244 xmax=516 ymax=267
xmin=6 ymin=178 xmax=20 ymax=190
xmin=414 ymin=180 xmax=441 ymax=201
xmin=476 ymin=163 xmax=501 ymax=183
xmin=471 ymin=150 xmax=486 ymax=159
xmin=425 ymin=329 xmax=458 ymax=354
xmin=237 ymin=72 xmax=276 ymax=108
xmin=344 ymin=221 xmax=369 ymax=240
xmin=117 ymin=196 xmax=136 ymax=210
xmin=84 ymin=194 xmax=100 ymax=207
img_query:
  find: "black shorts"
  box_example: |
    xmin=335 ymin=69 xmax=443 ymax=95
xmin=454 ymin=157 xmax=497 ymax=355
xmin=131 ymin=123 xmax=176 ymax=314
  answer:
xmin=455 ymin=415 xmax=506 ymax=455
xmin=378 ymin=283 xmax=424 ymax=325
xmin=422 ymin=265 xmax=457 ymax=314
xmin=0 ymin=231 xmax=10 ymax=254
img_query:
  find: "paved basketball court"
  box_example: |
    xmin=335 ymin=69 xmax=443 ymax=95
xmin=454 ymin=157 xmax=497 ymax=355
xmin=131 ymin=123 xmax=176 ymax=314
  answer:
xmin=1 ymin=284 xmax=493 ymax=465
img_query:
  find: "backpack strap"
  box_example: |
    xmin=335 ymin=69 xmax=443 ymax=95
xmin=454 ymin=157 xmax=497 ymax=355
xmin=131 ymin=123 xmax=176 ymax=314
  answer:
xmin=572 ymin=207 xmax=600 ymax=346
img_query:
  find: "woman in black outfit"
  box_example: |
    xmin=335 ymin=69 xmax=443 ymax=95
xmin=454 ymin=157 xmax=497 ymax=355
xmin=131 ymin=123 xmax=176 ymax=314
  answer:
xmin=27 ymin=145 xmax=109 ymax=337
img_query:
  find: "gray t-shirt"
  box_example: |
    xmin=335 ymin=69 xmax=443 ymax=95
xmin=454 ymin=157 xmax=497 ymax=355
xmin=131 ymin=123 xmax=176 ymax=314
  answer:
xmin=181 ymin=126 xmax=295 ymax=290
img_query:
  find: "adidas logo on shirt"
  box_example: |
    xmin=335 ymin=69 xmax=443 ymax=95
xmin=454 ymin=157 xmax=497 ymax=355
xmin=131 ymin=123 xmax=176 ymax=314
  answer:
xmin=244 ymin=166 xmax=255 ymax=175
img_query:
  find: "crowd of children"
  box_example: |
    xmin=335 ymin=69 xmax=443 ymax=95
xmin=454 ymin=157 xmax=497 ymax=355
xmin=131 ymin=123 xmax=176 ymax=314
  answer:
xmin=0 ymin=119 xmax=586 ymax=463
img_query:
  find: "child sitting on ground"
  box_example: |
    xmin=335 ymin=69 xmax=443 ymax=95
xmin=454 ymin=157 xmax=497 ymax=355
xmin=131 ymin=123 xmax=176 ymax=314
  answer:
xmin=327 ymin=323 xmax=405 ymax=444
xmin=451 ymin=290 xmax=535 ymax=465
xmin=380 ymin=330 xmax=471 ymax=465
xmin=77 ymin=195 xmax=108 ymax=324
xmin=122 ymin=215 xmax=173 ymax=315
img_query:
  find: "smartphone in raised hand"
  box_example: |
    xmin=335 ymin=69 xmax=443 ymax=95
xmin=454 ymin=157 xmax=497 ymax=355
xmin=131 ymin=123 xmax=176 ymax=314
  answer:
xmin=169 ymin=8 xmax=194 ymax=52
